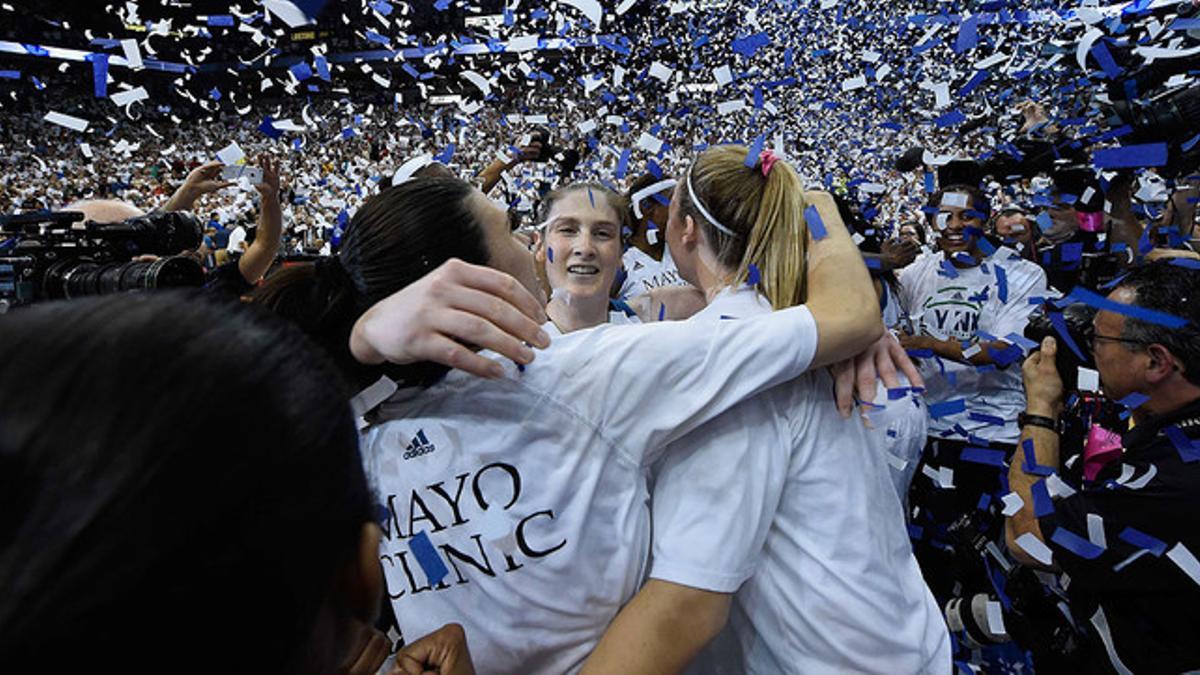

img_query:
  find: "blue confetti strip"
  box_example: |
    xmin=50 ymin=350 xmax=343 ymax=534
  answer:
xmin=968 ymin=412 xmax=1007 ymax=427
xmin=1051 ymin=527 xmax=1105 ymax=559
xmin=995 ymin=265 xmax=1008 ymax=303
xmin=1067 ymin=286 xmax=1189 ymax=329
xmin=928 ymin=398 xmax=966 ymax=419
xmin=1022 ymin=438 xmax=1056 ymax=477
xmin=207 ymin=14 xmax=235 ymax=26
xmin=1092 ymin=143 xmax=1169 ymax=169
xmin=746 ymin=263 xmax=761 ymax=286
xmin=1118 ymin=527 xmax=1167 ymax=557
xmin=408 ymin=530 xmax=449 ymax=585
xmin=1031 ymin=479 xmax=1054 ymax=517
xmin=961 ymin=446 xmax=1007 ymax=467
xmin=744 ymin=134 xmax=765 ymax=167
xmin=1164 ymin=426 xmax=1200 ymax=463
xmin=1117 ymin=392 xmax=1150 ymax=409
xmin=90 ymin=54 xmax=108 ymax=98
xmin=1048 ymin=311 xmax=1087 ymax=362
xmin=804 ymin=205 xmax=827 ymax=240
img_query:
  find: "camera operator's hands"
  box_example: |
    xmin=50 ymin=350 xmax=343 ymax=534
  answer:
xmin=390 ymin=623 xmax=475 ymax=675
xmin=831 ymin=330 xmax=926 ymax=419
xmin=163 ymin=161 xmax=235 ymax=212
xmin=1022 ymin=336 xmax=1065 ymax=417
xmin=881 ymin=238 xmax=919 ymax=270
xmin=350 ymin=259 xmax=551 ymax=379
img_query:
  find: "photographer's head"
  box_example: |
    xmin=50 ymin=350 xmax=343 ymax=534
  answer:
xmin=668 ymin=144 xmax=809 ymax=309
xmin=1092 ymin=261 xmax=1200 ymax=417
xmin=929 ymin=185 xmax=990 ymax=263
xmin=0 ymin=292 xmax=378 ymax=673
xmin=61 ymin=198 xmax=145 ymax=223
xmin=536 ymin=183 xmax=626 ymax=305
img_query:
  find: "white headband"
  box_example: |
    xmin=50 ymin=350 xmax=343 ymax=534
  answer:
xmin=630 ymin=178 xmax=678 ymax=219
xmin=685 ymin=166 xmax=738 ymax=238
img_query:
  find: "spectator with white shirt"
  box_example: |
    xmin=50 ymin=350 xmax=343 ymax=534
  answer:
xmin=897 ymin=184 xmax=1053 ymax=623
xmin=583 ymin=144 xmax=947 ymax=675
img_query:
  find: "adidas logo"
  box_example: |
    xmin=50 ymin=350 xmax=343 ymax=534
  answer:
xmin=633 ymin=261 xmax=644 ymax=271
xmin=402 ymin=429 xmax=436 ymax=460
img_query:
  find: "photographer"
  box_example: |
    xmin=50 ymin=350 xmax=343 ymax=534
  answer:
xmin=1006 ymin=260 xmax=1200 ymax=673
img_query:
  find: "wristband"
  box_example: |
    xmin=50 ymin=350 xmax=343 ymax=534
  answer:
xmin=1018 ymin=412 xmax=1060 ymax=433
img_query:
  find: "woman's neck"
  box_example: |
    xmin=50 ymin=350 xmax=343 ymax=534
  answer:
xmin=547 ymin=292 xmax=611 ymax=334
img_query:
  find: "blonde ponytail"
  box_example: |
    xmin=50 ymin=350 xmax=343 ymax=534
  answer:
xmin=682 ymin=145 xmax=809 ymax=309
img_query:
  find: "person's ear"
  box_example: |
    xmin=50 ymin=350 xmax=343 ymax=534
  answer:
xmin=343 ymin=522 xmax=384 ymax=624
xmin=1144 ymin=343 xmax=1180 ymax=385
xmin=681 ymin=214 xmax=700 ymax=248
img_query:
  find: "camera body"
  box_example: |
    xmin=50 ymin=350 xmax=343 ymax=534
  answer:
xmin=0 ymin=210 xmax=205 ymax=312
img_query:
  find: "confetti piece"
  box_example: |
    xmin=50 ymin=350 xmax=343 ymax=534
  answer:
xmin=43 ymin=111 xmax=89 ymax=132
xmin=1118 ymin=527 xmax=1167 ymax=557
xmin=746 ymin=263 xmax=761 ymax=286
xmin=119 ymin=38 xmax=143 ymax=70
xmin=1000 ymin=492 xmax=1024 ymax=516
xmin=928 ymin=399 xmax=966 ymax=419
xmin=1052 ymin=527 xmax=1106 ymax=559
xmin=560 ymin=0 xmax=603 ymax=28
xmin=960 ymin=446 xmax=1006 ymax=467
xmin=1066 ymin=286 xmax=1189 ymax=329
xmin=1117 ymin=392 xmax=1150 ymax=409
xmin=408 ymin=530 xmax=449 ymax=585
xmin=1092 ymin=143 xmax=1169 ymax=170
xmin=1015 ymin=533 xmax=1054 ymax=565
xmin=803 ymin=205 xmax=827 ymax=240
xmin=1167 ymin=543 xmax=1200 ymax=586
xmin=110 ymin=86 xmax=148 ymax=107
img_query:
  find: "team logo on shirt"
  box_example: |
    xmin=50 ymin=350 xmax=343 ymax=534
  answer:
xmin=920 ymin=285 xmax=984 ymax=341
xmin=402 ymin=429 xmax=436 ymax=459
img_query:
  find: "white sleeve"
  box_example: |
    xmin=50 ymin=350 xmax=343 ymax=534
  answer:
xmin=562 ymin=304 xmax=818 ymax=465
xmin=649 ymin=404 xmax=789 ymax=592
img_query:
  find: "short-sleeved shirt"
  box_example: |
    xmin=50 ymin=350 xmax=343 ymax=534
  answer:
xmin=650 ymin=288 xmax=950 ymax=674
xmin=618 ymin=245 xmax=690 ymax=300
xmin=898 ymin=247 xmax=1051 ymax=443
xmin=1037 ymin=398 xmax=1200 ymax=674
xmin=361 ymin=305 xmax=818 ymax=674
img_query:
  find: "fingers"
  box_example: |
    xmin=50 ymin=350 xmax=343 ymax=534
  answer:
xmin=444 ymin=259 xmax=549 ymax=329
xmin=420 ymin=334 xmax=505 ymax=379
xmin=887 ymin=338 xmax=925 ymax=389
xmin=852 ymin=350 xmax=878 ymax=407
xmin=433 ymin=308 xmax=535 ymax=368
xmin=445 ymin=286 xmax=549 ymax=352
xmin=831 ymin=360 xmax=855 ymax=418
xmin=873 ymin=340 xmax=901 ymax=390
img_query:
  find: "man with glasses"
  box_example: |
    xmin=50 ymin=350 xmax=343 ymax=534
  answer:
xmin=1006 ymin=260 xmax=1200 ymax=673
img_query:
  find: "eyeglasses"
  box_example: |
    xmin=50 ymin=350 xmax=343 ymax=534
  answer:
xmin=1091 ymin=333 xmax=1147 ymax=350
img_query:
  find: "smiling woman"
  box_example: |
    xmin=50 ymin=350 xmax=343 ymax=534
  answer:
xmin=535 ymin=182 xmax=705 ymax=334
xmin=536 ymin=183 xmax=628 ymax=333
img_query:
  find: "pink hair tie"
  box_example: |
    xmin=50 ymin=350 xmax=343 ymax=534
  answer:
xmin=760 ymin=149 xmax=780 ymax=177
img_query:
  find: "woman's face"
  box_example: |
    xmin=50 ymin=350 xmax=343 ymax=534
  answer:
xmin=468 ymin=190 xmax=548 ymax=305
xmin=540 ymin=189 xmax=623 ymax=302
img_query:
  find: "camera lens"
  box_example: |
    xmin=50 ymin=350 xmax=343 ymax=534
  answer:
xmin=44 ymin=256 xmax=204 ymax=299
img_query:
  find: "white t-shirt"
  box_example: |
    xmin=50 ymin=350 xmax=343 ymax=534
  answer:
xmin=650 ymin=288 xmax=950 ymax=675
xmin=618 ymin=245 xmax=690 ymax=300
xmin=361 ymin=305 xmax=818 ymax=674
xmin=898 ymin=248 xmax=1051 ymax=444
xmin=225 ymin=225 xmax=247 ymax=253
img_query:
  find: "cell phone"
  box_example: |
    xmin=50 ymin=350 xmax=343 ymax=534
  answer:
xmin=220 ymin=165 xmax=263 ymax=185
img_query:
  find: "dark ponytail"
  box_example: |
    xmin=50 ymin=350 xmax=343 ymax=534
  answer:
xmin=253 ymin=177 xmax=490 ymax=387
